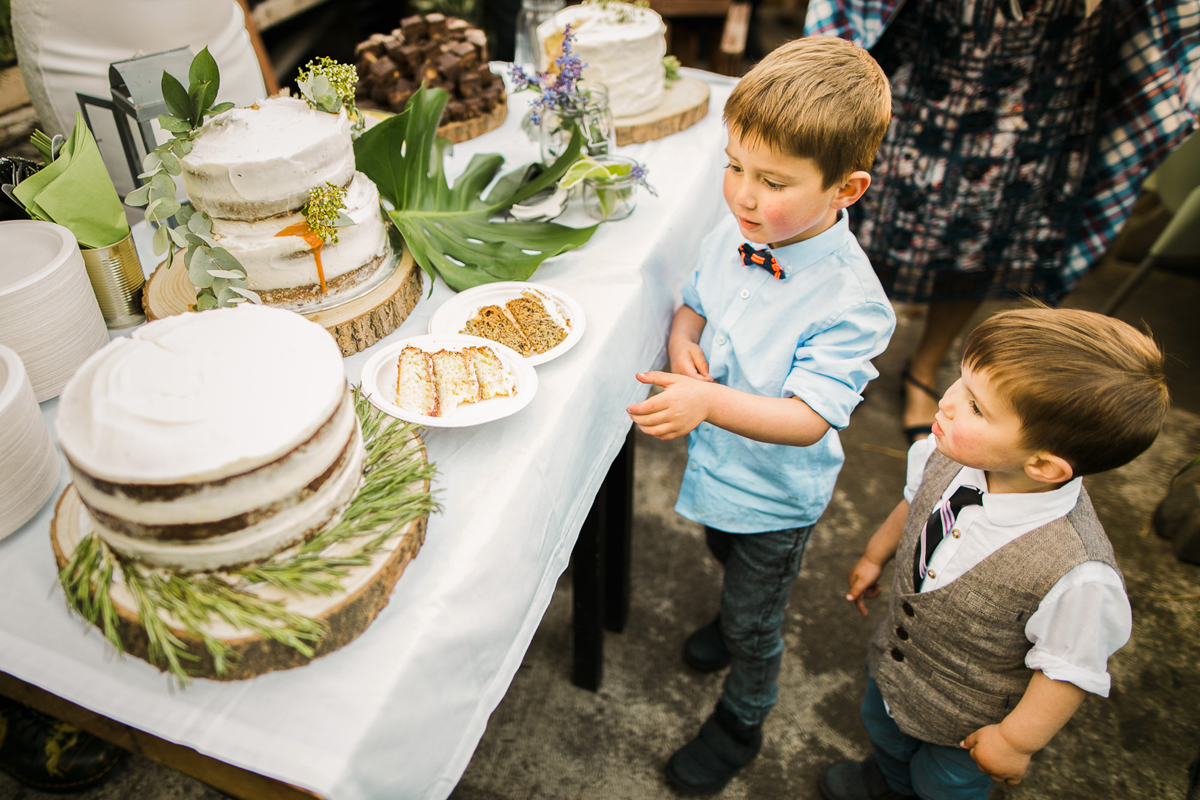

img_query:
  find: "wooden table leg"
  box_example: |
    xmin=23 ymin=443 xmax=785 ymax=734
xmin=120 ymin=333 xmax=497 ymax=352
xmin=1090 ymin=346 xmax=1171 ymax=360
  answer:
xmin=571 ymin=427 xmax=635 ymax=691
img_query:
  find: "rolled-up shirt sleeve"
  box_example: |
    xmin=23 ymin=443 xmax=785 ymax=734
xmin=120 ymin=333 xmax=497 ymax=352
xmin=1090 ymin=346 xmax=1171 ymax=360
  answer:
xmin=680 ymin=267 xmax=705 ymax=317
xmin=1025 ymin=561 xmax=1132 ymax=696
xmin=781 ymin=301 xmax=895 ymax=430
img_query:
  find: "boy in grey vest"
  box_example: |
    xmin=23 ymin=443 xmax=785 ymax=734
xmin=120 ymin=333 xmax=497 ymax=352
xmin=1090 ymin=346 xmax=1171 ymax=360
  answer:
xmin=818 ymin=307 xmax=1169 ymax=800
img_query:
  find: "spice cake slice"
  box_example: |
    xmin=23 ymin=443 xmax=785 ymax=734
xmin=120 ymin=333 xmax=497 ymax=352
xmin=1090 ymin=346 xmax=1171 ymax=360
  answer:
xmin=461 ymin=305 xmax=533 ymax=356
xmin=397 ymin=346 xmax=440 ymax=416
xmin=504 ymin=290 xmax=569 ymax=354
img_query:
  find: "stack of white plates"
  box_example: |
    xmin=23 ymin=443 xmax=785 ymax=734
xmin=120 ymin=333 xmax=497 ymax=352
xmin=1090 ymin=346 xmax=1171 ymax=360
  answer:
xmin=0 ymin=344 xmax=61 ymax=541
xmin=0 ymin=220 xmax=109 ymax=401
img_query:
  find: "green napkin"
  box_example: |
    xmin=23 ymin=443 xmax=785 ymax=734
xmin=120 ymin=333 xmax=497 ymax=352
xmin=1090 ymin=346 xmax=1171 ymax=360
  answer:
xmin=13 ymin=112 xmax=130 ymax=249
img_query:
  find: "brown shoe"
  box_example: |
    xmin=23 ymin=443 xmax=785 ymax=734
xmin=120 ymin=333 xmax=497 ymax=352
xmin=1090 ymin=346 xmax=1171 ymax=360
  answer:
xmin=0 ymin=697 xmax=124 ymax=794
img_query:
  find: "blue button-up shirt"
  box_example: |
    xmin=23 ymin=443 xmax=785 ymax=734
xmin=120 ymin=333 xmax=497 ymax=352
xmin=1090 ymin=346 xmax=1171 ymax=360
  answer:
xmin=674 ymin=213 xmax=895 ymax=532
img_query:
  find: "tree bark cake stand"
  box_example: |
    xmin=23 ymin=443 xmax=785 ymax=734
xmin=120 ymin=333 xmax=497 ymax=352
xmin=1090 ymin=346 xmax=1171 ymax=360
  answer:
xmin=49 ymin=434 xmax=430 ymax=682
xmin=360 ymin=95 xmax=508 ymax=144
xmin=615 ymin=75 xmax=710 ymax=146
xmin=142 ymin=233 xmax=424 ymax=358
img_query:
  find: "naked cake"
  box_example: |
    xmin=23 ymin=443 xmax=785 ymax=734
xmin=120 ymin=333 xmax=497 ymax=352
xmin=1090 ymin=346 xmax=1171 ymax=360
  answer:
xmin=55 ymin=304 xmax=362 ymax=573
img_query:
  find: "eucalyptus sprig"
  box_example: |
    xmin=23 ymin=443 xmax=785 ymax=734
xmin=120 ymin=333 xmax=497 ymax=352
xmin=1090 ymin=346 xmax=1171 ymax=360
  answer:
xmin=57 ymin=390 xmax=438 ymax=684
xmin=296 ymin=57 xmax=363 ymax=134
xmin=122 ymin=46 xmax=259 ymax=311
xmin=303 ymin=182 xmax=356 ymax=244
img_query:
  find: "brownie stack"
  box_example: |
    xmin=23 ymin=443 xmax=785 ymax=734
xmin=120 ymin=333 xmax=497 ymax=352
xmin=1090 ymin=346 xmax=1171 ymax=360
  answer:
xmin=354 ymin=14 xmax=505 ymax=123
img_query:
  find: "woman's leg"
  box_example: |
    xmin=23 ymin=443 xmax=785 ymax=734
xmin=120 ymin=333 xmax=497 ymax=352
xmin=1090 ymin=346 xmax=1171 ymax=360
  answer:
xmin=902 ymin=299 xmax=981 ymax=439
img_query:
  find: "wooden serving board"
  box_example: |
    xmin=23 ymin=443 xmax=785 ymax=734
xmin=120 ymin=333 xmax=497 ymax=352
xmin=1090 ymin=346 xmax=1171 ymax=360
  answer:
xmin=360 ymin=93 xmax=508 ymax=144
xmin=615 ymin=75 xmax=710 ymax=146
xmin=49 ymin=435 xmax=430 ymax=683
xmin=142 ymin=238 xmax=423 ymax=358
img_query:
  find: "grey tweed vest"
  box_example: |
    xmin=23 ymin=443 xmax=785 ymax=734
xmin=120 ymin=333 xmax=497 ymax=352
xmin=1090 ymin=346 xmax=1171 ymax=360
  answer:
xmin=866 ymin=451 xmax=1121 ymax=746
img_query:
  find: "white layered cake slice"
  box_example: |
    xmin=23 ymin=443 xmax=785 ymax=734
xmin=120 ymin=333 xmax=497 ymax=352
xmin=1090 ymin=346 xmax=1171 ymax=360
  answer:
xmin=56 ymin=304 xmax=362 ymax=573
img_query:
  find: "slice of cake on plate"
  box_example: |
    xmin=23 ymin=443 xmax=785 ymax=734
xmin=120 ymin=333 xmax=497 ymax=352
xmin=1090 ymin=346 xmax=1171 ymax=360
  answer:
xmin=467 ymin=346 xmax=517 ymax=399
xmin=397 ymin=346 xmax=440 ymax=416
xmin=462 ymin=305 xmax=533 ymax=356
xmin=505 ymin=290 xmax=570 ymax=354
xmin=430 ymin=349 xmax=482 ymax=414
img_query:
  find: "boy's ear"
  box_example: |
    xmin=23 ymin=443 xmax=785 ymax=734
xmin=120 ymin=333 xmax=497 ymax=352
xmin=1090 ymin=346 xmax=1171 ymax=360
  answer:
xmin=832 ymin=171 xmax=872 ymax=210
xmin=1025 ymin=452 xmax=1074 ymax=485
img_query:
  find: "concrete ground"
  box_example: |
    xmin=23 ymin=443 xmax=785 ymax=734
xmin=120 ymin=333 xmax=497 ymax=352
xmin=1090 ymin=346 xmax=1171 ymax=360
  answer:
xmin=4 ymin=213 xmax=1199 ymax=800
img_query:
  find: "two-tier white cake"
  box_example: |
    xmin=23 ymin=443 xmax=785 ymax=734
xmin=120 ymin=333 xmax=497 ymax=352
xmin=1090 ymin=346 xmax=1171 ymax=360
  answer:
xmin=179 ymin=97 xmax=390 ymax=307
xmin=537 ymin=2 xmax=668 ymax=118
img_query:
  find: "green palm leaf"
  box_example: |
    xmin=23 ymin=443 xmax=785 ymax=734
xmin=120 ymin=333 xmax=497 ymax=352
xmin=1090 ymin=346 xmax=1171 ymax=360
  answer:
xmin=354 ymin=85 xmax=597 ymax=292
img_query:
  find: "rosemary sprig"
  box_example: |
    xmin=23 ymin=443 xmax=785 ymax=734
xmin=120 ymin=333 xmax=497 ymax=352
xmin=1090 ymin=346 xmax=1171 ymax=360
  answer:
xmin=58 ymin=392 xmax=437 ymax=683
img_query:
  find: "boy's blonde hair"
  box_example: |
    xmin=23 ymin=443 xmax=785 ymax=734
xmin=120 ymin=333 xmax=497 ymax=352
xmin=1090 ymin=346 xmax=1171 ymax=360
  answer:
xmin=962 ymin=307 xmax=1169 ymax=476
xmin=724 ymin=36 xmax=891 ymax=190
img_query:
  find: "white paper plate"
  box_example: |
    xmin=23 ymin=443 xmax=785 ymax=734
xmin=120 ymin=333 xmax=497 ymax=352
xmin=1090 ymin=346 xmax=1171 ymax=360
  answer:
xmin=428 ymin=282 xmax=585 ymax=367
xmin=360 ymin=334 xmax=538 ymax=428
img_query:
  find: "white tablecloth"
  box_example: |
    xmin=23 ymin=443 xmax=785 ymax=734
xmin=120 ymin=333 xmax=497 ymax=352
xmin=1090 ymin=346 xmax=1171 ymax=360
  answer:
xmin=0 ymin=69 xmax=735 ymax=800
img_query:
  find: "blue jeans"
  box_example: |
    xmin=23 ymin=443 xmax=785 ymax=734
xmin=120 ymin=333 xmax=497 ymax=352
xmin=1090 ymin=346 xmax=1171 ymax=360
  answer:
xmin=706 ymin=524 xmax=814 ymax=728
xmin=860 ymin=671 xmax=995 ymax=800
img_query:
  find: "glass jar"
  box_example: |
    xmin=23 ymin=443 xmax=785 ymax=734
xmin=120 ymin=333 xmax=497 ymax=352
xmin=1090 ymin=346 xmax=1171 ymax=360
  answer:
xmin=538 ymin=82 xmax=616 ymax=164
xmin=582 ymin=154 xmax=641 ymax=222
xmin=514 ymin=0 xmax=564 ymax=71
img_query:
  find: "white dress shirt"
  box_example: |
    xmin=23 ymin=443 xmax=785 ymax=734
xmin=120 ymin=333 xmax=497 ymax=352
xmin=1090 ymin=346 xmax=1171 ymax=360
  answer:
xmin=902 ymin=438 xmax=1132 ymax=696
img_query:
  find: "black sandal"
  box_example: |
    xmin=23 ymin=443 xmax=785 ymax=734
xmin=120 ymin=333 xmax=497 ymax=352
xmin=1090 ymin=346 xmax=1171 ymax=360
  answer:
xmin=899 ymin=362 xmax=939 ymax=444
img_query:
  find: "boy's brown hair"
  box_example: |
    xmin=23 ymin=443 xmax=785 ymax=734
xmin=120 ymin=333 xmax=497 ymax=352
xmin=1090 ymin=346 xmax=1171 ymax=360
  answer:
xmin=724 ymin=36 xmax=891 ymax=190
xmin=962 ymin=307 xmax=1169 ymax=476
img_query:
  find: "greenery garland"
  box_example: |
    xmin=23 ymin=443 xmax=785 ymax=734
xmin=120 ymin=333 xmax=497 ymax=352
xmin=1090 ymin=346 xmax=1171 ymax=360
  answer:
xmin=59 ymin=389 xmax=438 ymax=684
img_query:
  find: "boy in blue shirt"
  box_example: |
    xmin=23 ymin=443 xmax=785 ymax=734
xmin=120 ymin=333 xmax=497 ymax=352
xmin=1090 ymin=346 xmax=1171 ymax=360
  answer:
xmin=627 ymin=36 xmax=896 ymax=794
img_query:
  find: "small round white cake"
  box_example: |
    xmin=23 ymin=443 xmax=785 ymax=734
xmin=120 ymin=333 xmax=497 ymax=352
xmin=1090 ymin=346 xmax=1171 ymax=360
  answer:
xmin=179 ymin=96 xmax=391 ymax=307
xmin=537 ymin=2 xmax=667 ymax=118
xmin=56 ymin=304 xmax=363 ymax=572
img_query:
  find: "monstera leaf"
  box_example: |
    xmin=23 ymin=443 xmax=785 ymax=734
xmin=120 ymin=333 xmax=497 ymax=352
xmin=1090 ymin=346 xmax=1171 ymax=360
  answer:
xmin=354 ymin=85 xmax=597 ymax=292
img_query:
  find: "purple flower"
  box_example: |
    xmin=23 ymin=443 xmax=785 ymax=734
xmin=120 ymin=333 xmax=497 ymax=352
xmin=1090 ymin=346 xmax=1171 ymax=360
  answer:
xmin=512 ymin=24 xmax=592 ymax=126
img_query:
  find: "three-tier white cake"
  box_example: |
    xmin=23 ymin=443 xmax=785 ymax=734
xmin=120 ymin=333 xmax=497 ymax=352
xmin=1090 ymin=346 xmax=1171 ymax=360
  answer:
xmin=56 ymin=304 xmax=363 ymax=573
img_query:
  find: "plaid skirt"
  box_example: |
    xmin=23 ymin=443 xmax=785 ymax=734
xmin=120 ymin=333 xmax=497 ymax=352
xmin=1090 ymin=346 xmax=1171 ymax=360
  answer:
xmin=854 ymin=0 xmax=1116 ymax=303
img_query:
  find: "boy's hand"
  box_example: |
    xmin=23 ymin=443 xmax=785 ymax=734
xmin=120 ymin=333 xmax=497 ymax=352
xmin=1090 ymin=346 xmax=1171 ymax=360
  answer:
xmin=668 ymin=339 xmax=714 ymax=382
xmin=961 ymin=725 xmax=1033 ymax=785
xmin=627 ymin=372 xmax=712 ymax=440
xmin=846 ymin=556 xmax=884 ymax=616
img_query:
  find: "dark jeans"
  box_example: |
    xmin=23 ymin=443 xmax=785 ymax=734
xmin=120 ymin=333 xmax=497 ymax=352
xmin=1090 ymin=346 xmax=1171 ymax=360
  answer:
xmin=861 ymin=671 xmax=994 ymax=800
xmin=706 ymin=524 xmax=814 ymax=728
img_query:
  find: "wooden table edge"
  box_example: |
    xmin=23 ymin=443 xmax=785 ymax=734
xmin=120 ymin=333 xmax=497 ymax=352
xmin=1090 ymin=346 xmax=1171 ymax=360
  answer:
xmin=0 ymin=670 xmax=322 ymax=800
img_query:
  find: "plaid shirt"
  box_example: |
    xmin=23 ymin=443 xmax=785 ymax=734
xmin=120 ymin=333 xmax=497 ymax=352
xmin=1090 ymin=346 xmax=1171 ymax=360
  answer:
xmin=806 ymin=0 xmax=1200 ymax=281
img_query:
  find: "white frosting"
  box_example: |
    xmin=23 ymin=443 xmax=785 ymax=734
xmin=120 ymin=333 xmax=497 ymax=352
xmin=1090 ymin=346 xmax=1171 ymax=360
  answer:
xmin=91 ymin=425 xmax=364 ymax=572
xmin=210 ymin=172 xmax=389 ymax=291
xmin=56 ymin=305 xmax=346 ymax=484
xmin=180 ymin=97 xmax=357 ymax=220
xmin=538 ymin=3 xmax=666 ymax=117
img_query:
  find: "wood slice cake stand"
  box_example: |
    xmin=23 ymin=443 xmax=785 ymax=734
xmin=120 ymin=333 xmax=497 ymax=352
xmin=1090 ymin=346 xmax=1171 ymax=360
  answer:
xmin=615 ymin=75 xmax=710 ymax=146
xmin=360 ymin=95 xmax=508 ymax=145
xmin=142 ymin=234 xmax=424 ymax=358
xmin=49 ymin=434 xmax=430 ymax=682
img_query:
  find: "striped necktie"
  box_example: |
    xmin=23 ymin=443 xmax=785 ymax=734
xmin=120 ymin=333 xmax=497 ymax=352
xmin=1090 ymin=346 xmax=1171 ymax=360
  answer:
xmin=738 ymin=244 xmax=783 ymax=280
xmin=914 ymin=485 xmax=984 ymax=589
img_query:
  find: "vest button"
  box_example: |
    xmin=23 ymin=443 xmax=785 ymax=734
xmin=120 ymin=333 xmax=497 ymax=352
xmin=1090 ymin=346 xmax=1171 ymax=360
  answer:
xmin=890 ymin=647 xmax=904 ymax=662
xmin=895 ymin=626 xmax=909 ymax=640
xmin=901 ymin=601 xmax=915 ymax=617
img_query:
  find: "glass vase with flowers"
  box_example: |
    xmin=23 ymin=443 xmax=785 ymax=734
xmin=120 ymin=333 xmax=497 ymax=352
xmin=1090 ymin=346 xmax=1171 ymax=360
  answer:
xmin=509 ymin=25 xmax=615 ymax=164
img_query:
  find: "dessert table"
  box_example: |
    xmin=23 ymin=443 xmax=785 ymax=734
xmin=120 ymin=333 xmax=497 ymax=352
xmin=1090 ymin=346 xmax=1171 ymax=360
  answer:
xmin=0 ymin=68 xmax=735 ymax=800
